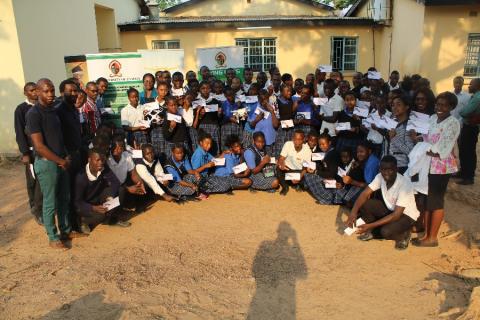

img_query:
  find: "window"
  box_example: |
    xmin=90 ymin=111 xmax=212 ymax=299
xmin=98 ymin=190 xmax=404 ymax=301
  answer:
xmin=151 ymin=40 xmax=180 ymax=49
xmin=235 ymin=38 xmax=276 ymax=72
xmin=331 ymin=37 xmax=358 ymax=71
xmin=464 ymin=34 xmax=480 ymax=77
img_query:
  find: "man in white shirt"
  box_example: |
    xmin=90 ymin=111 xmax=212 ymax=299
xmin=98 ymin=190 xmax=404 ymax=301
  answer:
xmin=346 ymin=155 xmax=419 ymax=250
xmin=451 ymin=76 xmax=471 ymax=122
xmin=277 ymin=130 xmax=312 ymax=195
xmin=319 ymin=79 xmax=344 ymax=137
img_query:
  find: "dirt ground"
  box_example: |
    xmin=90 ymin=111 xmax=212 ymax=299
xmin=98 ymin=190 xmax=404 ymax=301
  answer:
xmin=1 ymin=161 xmax=480 ymax=320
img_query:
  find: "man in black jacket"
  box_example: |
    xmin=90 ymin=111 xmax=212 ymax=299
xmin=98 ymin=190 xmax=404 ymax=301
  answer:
xmin=14 ymin=82 xmax=43 ymax=225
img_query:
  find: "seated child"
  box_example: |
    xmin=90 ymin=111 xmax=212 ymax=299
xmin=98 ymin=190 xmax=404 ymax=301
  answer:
xmin=277 ymin=130 xmax=312 ymax=195
xmin=214 ymin=135 xmax=252 ymax=190
xmin=346 ymin=155 xmax=420 ymax=250
xmin=134 ymin=144 xmax=176 ymax=203
xmin=244 ymin=132 xmax=280 ymax=192
xmin=306 ymin=130 xmax=320 ymax=153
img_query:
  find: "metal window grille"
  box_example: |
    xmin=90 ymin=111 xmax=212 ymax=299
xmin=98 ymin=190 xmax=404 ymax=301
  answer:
xmin=331 ymin=37 xmax=358 ymax=71
xmin=235 ymin=38 xmax=277 ymax=72
xmin=464 ymin=34 xmax=480 ymax=77
xmin=151 ymin=40 xmax=180 ymax=50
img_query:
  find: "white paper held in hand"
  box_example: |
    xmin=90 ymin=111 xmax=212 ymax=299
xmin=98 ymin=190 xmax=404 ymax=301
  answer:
xmin=336 ymin=122 xmax=351 ymax=131
xmin=311 ymin=153 xmax=325 ymax=161
xmin=353 ymin=106 xmax=369 ymax=118
xmin=337 ymin=167 xmax=347 ymax=177
xmin=285 ymin=172 xmax=301 ymax=181
xmin=101 ymin=107 xmax=115 ymax=115
xmin=281 ymin=119 xmax=295 ymax=128
xmin=103 ymin=197 xmax=120 ymax=211
xmin=269 ymin=157 xmax=276 ymax=164
xmin=205 ymin=104 xmax=219 ymax=112
xmin=302 ymin=161 xmax=316 ymax=170
xmin=344 ymin=218 xmax=366 ymax=236
xmin=318 ymin=65 xmax=333 ymax=73
xmin=297 ymin=111 xmax=311 ymax=120
xmin=213 ymin=158 xmax=226 ymax=166
xmin=324 ymin=179 xmax=337 ymax=189
xmin=245 ymin=95 xmax=258 ymax=103
xmin=232 ymin=162 xmax=248 ymax=174
xmin=159 ymin=174 xmax=174 ymax=181
xmin=167 ymin=113 xmax=182 ymax=123
xmin=171 ymin=88 xmax=185 ymax=97
xmin=132 ymin=149 xmax=143 ymax=159
xmin=313 ymin=97 xmax=328 ymax=106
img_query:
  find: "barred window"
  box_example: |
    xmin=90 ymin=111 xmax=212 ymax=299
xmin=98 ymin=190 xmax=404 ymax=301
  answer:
xmin=331 ymin=37 xmax=358 ymax=71
xmin=464 ymin=34 xmax=480 ymax=77
xmin=235 ymin=38 xmax=276 ymax=72
xmin=151 ymin=40 xmax=180 ymax=50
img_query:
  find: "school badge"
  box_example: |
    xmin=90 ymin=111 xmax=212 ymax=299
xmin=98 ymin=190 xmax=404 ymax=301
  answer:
xmin=109 ymin=60 xmax=122 ymax=77
xmin=215 ymin=51 xmax=227 ymax=68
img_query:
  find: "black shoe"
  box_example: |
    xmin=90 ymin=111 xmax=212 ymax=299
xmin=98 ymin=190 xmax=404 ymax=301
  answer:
xmin=249 ymin=188 xmax=258 ymax=193
xmin=456 ymin=179 xmax=474 ymax=185
xmin=280 ymin=187 xmax=289 ymax=196
xmin=34 ymin=216 xmax=43 ymax=226
xmin=110 ymin=220 xmax=131 ymax=228
xmin=80 ymin=223 xmax=91 ymax=235
xmin=357 ymin=232 xmax=374 ymax=241
xmin=395 ymin=233 xmax=411 ymax=250
xmin=294 ymin=185 xmax=302 ymax=192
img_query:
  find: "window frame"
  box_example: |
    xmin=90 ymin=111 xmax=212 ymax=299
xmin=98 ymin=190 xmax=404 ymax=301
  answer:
xmin=330 ymin=36 xmax=359 ymax=72
xmin=235 ymin=38 xmax=277 ymax=72
xmin=151 ymin=39 xmax=181 ymax=50
xmin=464 ymin=33 xmax=480 ymax=78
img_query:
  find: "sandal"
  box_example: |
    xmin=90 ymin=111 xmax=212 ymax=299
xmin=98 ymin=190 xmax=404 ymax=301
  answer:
xmin=411 ymin=239 xmax=438 ymax=247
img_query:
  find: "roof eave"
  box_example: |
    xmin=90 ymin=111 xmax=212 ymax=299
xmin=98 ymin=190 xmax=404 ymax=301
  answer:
xmin=119 ymin=18 xmax=376 ymax=32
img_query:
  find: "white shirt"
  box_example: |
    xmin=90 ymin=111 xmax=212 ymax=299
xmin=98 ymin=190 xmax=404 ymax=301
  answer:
xmin=451 ymin=91 xmax=471 ymax=122
xmin=243 ymin=83 xmax=252 ymax=93
xmin=121 ymin=104 xmax=145 ymax=127
xmin=316 ymin=82 xmax=325 ymax=98
xmin=388 ymin=83 xmax=400 ymax=91
xmin=320 ymin=94 xmax=344 ymax=137
xmin=107 ymin=152 xmax=135 ymax=184
xmin=85 ymin=164 xmax=102 ymax=182
xmin=135 ymin=159 xmax=166 ymax=196
xmin=179 ymin=107 xmax=194 ymax=127
xmin=367 ymin=110 xmax=392 ymax=144
xmin=368 ymin=173 xmax=420 ymax=221
xmin=280 ymin=142 xmax=312 ymax=170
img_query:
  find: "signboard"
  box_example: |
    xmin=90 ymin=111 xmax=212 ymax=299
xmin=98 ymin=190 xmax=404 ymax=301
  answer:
xmin=138 ymin=49 xmax=184 ymax=75
xmin=196 ymin=46 xmax=245 ymax=81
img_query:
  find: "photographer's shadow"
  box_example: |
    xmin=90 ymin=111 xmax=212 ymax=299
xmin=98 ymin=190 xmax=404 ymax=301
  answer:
xmin=247 ymin=221 xmax=308 ymax=320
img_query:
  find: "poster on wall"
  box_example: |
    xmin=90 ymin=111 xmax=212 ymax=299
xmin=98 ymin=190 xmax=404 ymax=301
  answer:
xmin=138 ymin=49 xmax=184 ymax=75
xmin=64 ymin=55 xmax=89 ymax=89
xmin=196 ymin=46 xmax=245 ymax=81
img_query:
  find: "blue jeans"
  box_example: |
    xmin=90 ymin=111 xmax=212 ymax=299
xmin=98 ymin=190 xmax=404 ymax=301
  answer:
xmin=34 ymin=159 xmax=71 ymax=241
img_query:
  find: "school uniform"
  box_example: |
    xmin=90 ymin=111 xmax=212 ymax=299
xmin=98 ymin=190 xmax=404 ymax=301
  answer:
xmin=164 ymin=156 xmax=200 ymax=197
xmin=26 ymin=103 xmax=71 ymax=241
xmin=274 ymin=96 xmax=295 ymax=157
xmin=304 ymin=149 xmax=342 ymax=204
xmin=74 ymin=164 xmax=123 ymax=226
xmin=335 ymin=109 xmax=363 ymax=153
xmin=366 ymin=109 xmax=391 ymax=158
xmin=144 ymin=100 xmax=167 ymax=158
xmin=253 ymin=106 xmax=277 ymax=156
xmin=14 ymin=99 xmax=43 ymax=222
xmin=242 ymin=100 xmax=260 ymax=148
xmin=243 ymin=83 xmax=252 ymax=93
xmin=244 ymin=146 xmax=277 ymax=190
xmin=320 ymin=94 xmax=344 ymax=137
xmin=190 ymin=146 xmax=231 ymax=194
xmin=388 ymin=120 xmax=415 ymax=174
xmin=359 ymin=173 xmax=420 ymax=241
xmin=139 ymin=90 xmax=157 ymax=105
xmin=295 ymin=100 xmax=317 ymax=134
xmin=195 ymin=95 xmax=221 ymax=156
xmin=163 ymin=113 xmax=189 ymax=159
xmin=220 ymin=100 xmax=243 ymax=150
xmin=214 ymin=153 xmax=248 ymax=188
xmin=121 ymin=103 xmax=148 ymax=146
xmin=135 ymin=158 xmax=168 ymax=198
xmin=277 ymin=142 xmax=312 ymax=190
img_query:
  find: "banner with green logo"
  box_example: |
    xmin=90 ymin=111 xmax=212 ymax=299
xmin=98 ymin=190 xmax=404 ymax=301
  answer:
xmin=196 ymin=46 xmax=245 ymax=82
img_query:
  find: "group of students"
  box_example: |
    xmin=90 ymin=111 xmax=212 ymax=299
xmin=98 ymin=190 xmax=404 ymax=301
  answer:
xmin=14 ymin=64 xmax=480 ymax=251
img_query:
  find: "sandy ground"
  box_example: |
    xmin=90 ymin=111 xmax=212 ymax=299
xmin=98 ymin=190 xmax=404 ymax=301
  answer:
xmin=1 ymin=161 xmax=480 ymax=320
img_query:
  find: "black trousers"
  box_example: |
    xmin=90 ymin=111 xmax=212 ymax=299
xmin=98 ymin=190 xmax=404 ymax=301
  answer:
xmin=68 ymin=151 xmax=83 ymax=230
xmin=77 ymin=186 xmax=125 ymax=226
xmin=459 ymin=124 xmax=479 ymax=181
xmin=277 ymin=169 xmax=302 ymax=189
xmin=25 ymin=163 xmax=43 ymax=220
xmin=359 ymin=198 xmax=415 ymax=241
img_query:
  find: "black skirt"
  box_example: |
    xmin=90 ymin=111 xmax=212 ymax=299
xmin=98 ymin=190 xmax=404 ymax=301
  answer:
xmin=427 ymin=174 xmax=450 ymax=211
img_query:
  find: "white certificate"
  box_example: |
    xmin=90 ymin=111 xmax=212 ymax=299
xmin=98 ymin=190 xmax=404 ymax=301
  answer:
xmin=318 ymin=65 xmax=333 ymax=73
xmin=213 ymin=158 xmax=226 ymax=166
xmin=357 ymin=101 xmax=371 ymax=109
xmin=285 ymin=172 xmax=301 ymax=181
xmin=103 ymin=197 xmax=120 ymax=211
xmin=245 ymin=95 xmax=258 ymax=103
xmin=344 ymin=218 xmax=366 ymax=236
xmin=205 ymin=104 xmax=219 ymax=112
xmin=302 ymin=161 xmax=316 ymax=170
xmin=101 ymin=107 xmax=115 ymax=115
xmin=362 ymin=119 xmax=372 ymax=129
xmin=167 ymin=113 xmax=182 ymax=123
xmin=137 ymin=119 xmax=151 ymax=128
xmin=410 ymin=111 xmax=430 ymax=122
xmin=324 ymin=179 xmax=337 ymax=189
xmin=313 ymin=97 xmax=328 ymax=106
xmin=192 ymin=100 xmax=206 ymax=109
xmin=234 ymin=108 xmax=247 ymax=118
xmin=353 ymin=107 xmax=369 ymax=118
xmin=236 ymin=95 xmax=246 ymax=103
xmin=311 ymin=153 xmax=325 ymax=161
xmin=158 ymin=174 xmax=174 ymax=181
xmin=406 ymin=121 xmax=429 ymax=135
xmin=367 ymin=71 xmax=382 ymax=80
xmin=269 ymin=157 xmax=276 ymax=164
xmin=297 ymin=111 xmax=311 ymax=120
xmin=337 ymin=167 xmax=347 ymax=177
xmin=255 ymin=107 xmax=270 ymax=119
xmin=213 ymin=94 xmax=227 ymax=102
xmin=232 ymin=162 xmax=248 ymax=174
xmin=336 ymin=122 xmax=352 ymax=131
xmin=131 ymin=149 xmax=143 ymax=159
xmin=281 ymin=119 xmax=295 ymax=128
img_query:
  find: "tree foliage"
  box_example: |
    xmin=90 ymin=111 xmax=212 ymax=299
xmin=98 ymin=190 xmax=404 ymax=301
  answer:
xmin=157 ymin=0 xmax=183 ymax=10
